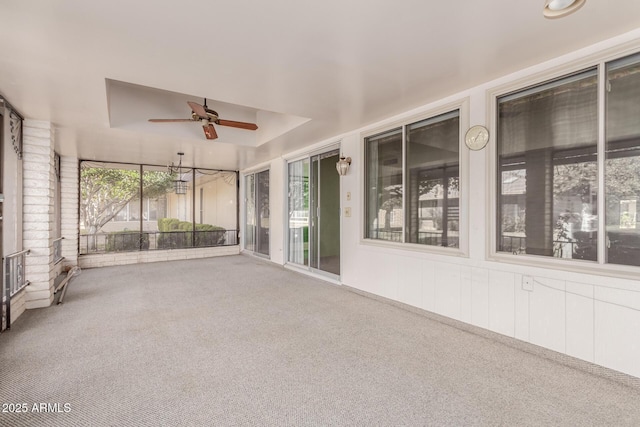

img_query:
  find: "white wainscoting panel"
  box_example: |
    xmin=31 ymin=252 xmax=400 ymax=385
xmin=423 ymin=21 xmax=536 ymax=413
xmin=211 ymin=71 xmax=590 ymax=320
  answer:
xmin=594 ymin=288 xmax=640 ymax=378
xmin=488 ymin=270 xmax=515 ymax=337
xmin=397 ymin=257 xmax=422 ymax=307
xmin=566 ymin=281 xmax=595 ymax=363
xmin=529 ymin=277 xmax=566 ymax=354
xmin=421 ymin=260 xmax=436 ymax=312
xmin=460 ymin=265 xmax=473 ymax=324
xmin=434 ymin=262 xmax=462 ymax=320
xmin=470 ymin=267 xmax=490 ymax=329
xmin=514 ymin=273 xmax=530 ymax=342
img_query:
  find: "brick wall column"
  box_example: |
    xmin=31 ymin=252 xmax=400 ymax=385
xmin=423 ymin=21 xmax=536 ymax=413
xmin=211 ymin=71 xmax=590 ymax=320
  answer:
xmin=22 ymin=120 xmax=56 ymax=308
xmin=60 ymin=156 xmax=79 ymax=268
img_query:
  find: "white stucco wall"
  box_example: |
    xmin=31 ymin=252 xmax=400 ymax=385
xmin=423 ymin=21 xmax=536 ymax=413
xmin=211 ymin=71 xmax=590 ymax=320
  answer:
xmin=259 ymin=29 xmax=640 ymax=379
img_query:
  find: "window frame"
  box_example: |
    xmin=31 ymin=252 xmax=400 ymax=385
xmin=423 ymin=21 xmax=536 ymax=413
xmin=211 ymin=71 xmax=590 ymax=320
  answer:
xmin=78 ymin=160 xmax=239 ymax=253
xmin=487 ymin=43 xmax=640 ymax=278
xmin=361 ymin=98 xmax=470 ymax=257
xmin=112 ymin=197 xmax=164 ymax=222
xmin=283 ymin=142 xmax=342 ymax=271
xmin=242 ymin=166 xmax=271 ymax=258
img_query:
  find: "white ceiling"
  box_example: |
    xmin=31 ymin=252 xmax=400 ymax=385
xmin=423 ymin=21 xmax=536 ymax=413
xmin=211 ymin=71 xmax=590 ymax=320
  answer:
xmin=106 ymin=79 xmax=310 ymax=148
xmin=1 ymin=0 xmax=640 ymax=170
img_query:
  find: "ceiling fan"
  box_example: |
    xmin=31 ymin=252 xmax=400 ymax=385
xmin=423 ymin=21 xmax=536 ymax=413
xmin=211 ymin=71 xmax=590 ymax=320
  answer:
xmin=148 ymin=99 xmax=258 ymax=140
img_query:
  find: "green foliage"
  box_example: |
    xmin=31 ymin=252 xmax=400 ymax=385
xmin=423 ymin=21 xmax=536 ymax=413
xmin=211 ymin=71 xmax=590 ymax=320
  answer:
xmin=193 ymin=227 xmax=226 ymax=247
xmin=502 ymin=210 xmax=526 ymax=233
xmin=156 ymin=218 xmax=226 ymax=248
xmin=80 ymin=165 xmax=174 ymax=234
xmin=288 ymin=175 xmax=309 ymax=212
xmin=158 ymin=218 xmax=181 ymax=232
xmin=157 ymin=218 xmax=168 ymax=231
xmin=554 ymin=157 xmax=640 ymax=228
xmin=605 ymin=157 xmax=640 ymax=226
xmin=105 ymin=231 xmax=150 ymax=252
xmin=554 ymin=158 xmax=640 ymax=204
xmin=196 ymin=224 xmax=224 ymax=232
xmin=553 ymin=162 xmax=597 ymax=201
xmin=606 ymin=157 xmax=640 ymax=200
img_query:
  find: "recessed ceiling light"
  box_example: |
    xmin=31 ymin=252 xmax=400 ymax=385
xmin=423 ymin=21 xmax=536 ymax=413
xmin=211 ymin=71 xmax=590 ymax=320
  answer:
xmin=543 ymin=0 xmax=586 ymax=19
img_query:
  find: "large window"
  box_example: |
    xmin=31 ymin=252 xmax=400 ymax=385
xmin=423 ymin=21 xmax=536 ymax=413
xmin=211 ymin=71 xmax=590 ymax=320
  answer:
xmin=605 ymin=53 xmax=640 ymax=266
xmin=366 ymin=110 xmax=461 ymax=248
xmin=80 ymin=161 xmax=238 ymax=254
xmin=497 ymin=69 xmax=598 ymax=259
xmin=406 ymin=112 xmax=460 ymax=247
xmin=366 ymin=128 xmax=403 ymax=242
xmin=496 ymin=51 xmax=640 ymax=267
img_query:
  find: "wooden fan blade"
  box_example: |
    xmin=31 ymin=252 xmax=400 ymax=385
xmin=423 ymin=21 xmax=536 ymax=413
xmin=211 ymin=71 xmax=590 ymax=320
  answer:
xmin=148 ymin=118 xmax=194 ymax=122
xmin=217 ymin=119 xmax=258 ymax=131
xmin=203 ymin=123 xmax=218 ymax=140
xmin=188 ymin=101 xmax=208 ymax=119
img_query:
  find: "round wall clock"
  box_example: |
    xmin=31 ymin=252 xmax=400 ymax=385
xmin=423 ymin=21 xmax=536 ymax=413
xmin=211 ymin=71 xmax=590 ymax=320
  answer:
xmin=464 ymin=125 xmax=490 ymax=151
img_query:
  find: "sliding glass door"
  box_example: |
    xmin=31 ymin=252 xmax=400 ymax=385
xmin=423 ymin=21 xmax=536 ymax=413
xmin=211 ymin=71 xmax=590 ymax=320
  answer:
xmin=288 ymin=159 xmax=309 ymax=265
xmin=245 ymin=170 xmax=270 ymax=257
xmin=288 ymin=150 xmax=340 ymax=276
xmin=256 ymin=170 xmax=270 ymax=256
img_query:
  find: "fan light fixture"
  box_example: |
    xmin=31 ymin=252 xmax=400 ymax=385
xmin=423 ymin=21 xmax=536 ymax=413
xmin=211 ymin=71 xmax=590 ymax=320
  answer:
xmin=148 ymin=99 xmax=258 ymax=141
xmin=168 ymin=152 xmax=188 ymax=195
xmin=543 ymin=0 xmax=585 ymax=19
xmin=336 ymin=155 xmax=352 ymax=176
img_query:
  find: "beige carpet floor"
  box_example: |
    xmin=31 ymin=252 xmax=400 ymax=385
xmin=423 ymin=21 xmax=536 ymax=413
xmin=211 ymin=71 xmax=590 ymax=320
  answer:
xmin=1 ymin=254 xmax=639 ymax=426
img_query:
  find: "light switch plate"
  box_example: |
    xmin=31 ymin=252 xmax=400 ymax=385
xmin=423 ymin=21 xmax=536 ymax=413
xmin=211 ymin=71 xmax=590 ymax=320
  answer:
xmin=346 ymin=192 xmax=351 ymax=201
xmin=344 ymin=207 xmax=351 ymax=217
xmin=522 ymin=276 xmax=534 ymax=291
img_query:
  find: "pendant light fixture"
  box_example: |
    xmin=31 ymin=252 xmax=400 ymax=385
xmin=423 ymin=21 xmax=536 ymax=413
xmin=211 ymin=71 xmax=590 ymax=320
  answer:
xmin=168 ymin=152 xmax=188 ymax=194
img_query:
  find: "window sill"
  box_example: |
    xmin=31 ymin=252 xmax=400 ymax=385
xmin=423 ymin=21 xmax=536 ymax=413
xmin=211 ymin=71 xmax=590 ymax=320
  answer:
xmin=488 ymin=251 xmax=640 ymax=282
xmin=360 ymin=237 xmax=468 ymax=259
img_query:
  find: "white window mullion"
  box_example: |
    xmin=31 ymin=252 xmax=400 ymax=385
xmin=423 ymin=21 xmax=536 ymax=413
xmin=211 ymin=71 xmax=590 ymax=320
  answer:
xmin=402 ymin=124 xmax=407 ymax=243
xmin=597 ymin=62 xmax=607 ymax=265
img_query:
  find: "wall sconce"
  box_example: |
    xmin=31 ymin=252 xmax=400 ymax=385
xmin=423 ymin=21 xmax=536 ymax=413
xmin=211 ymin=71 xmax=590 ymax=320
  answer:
xmin=168 ymin=152 xmax=188 ymax=195
xmin=336 ymin=155 xmax=352 ymax=176
xmin=543 ymin=0 xmax=586 ymax=19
